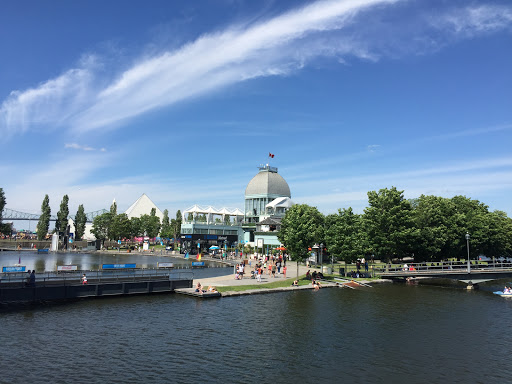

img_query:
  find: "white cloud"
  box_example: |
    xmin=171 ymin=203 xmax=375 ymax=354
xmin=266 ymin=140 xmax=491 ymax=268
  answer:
xmin=1 ymin=0 xmax=511 ymax=138
xmin=65 ymin=143 xmax=104 ymax=151
xmin=433 ymin=5 xmax=512 ymax=36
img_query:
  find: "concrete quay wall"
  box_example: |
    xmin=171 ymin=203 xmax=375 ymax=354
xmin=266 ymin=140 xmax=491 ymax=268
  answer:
xmin=0 ymin=279 xmax=193 ymax=304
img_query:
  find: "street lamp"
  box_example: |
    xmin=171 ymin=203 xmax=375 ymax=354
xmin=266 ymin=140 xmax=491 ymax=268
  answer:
xmin=320 ymin=243 xmax=324 ymax=272
xmin=465 ymin=232 xmax=470 ymax=273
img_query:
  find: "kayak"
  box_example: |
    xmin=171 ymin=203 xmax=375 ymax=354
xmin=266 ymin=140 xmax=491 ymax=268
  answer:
xmin=493 ymin=291 xmax=512 ymax=297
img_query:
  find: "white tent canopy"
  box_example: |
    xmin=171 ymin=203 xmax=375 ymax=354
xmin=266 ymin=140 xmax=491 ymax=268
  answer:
xmin=183 ymin=205 xmax=244 ymax=224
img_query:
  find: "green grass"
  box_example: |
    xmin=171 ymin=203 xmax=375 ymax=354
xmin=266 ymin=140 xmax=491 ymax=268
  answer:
xmin=216 ymin=276 xmax=311 ymax=292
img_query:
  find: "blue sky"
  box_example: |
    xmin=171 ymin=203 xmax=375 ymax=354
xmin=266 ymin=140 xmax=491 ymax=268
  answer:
xmin=1 ymin=0 xmax=511 ymax=224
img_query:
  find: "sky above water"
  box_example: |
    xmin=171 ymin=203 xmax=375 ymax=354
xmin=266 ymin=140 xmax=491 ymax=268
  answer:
xmin=1 ymin=0 xmax=511 ymax=221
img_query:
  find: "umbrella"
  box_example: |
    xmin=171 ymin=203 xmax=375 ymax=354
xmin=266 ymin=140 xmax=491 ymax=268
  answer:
xmin=209 ymin=246 xmax=220 ymax=250
xmin=276 ymin=246 xmax=286 ymax=251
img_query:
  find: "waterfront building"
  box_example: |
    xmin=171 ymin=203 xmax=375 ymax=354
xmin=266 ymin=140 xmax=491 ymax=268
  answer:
xmin=179 ymin=205 xmax=244 ymax=254
xmin=243 ymin=165 xmax=293 ymax=247
xmin=179 ymin=164 xmax=294 ymax=252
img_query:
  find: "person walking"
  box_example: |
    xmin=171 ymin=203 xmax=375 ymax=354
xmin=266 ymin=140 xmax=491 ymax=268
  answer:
xmin=81 ymin=274 xmax=88 ymax=285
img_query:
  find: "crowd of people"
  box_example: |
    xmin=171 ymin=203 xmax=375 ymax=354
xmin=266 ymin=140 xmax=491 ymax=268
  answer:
xmin=234 ymin=255 xmax=288 ymax=282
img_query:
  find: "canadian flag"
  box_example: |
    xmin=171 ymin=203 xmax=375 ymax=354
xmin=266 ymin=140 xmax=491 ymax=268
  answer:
xmin=269 ymin=152 xmax=275 ymax=158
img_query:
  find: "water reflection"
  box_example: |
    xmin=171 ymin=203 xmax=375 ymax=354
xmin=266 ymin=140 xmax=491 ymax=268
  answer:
xmin=0 ymin=250 xmax=225 ymax=272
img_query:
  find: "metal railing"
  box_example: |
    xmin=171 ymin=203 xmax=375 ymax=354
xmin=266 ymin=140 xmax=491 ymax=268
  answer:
xmin=0 ymin=268 xmax=194 ymax=287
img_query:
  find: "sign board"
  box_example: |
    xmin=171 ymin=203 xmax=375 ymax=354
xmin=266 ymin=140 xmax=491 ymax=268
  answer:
xmin=191 ymin=261 xmax=205 ymax=267
xmin=102 ymin=264 xmax=137 ymax=269
xmin=257 ymin=238 xmax=264 ymax=248
xmin=2 ymin=266 xmax=26 ymax=273
xmin=157 ymin=262 xmax=174 ymax=268
xmin=57 ymin=265 xmax=78 ymax=271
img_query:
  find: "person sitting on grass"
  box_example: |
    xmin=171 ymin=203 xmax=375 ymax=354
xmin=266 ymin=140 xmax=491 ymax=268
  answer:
xmin=291 ymin=280 xmax=299 ymax=287
xmin=312 ymin=279 xmax=321 ymax=291
xmin=207 ymin=286 xmax=218 ymax=293
xmin=305 ymin=270 xmax=311 ymax=280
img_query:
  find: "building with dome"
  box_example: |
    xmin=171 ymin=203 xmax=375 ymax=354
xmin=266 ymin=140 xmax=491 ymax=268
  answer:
xmin=179 ymin=163 xmax=293 ymax=252
xmin=244 ymin=165 xmax=291 ymax=223
xmin=243 ymin=165 xmax=294 ymax=246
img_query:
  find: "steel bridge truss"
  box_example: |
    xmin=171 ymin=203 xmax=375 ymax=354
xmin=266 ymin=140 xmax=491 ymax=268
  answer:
xmin=2 ymin=208 xmax=108 ymax=223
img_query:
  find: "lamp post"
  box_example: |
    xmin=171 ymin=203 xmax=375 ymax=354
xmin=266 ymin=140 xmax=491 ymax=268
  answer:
xmin=465 ymin=232 xmax=470 ymax=273
xmin=320 ymin=243 xmax=324 ymax=273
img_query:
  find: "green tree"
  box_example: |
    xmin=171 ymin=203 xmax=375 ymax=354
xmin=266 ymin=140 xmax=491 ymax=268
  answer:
xmin=363 ymin=187 xmax=418 ymax=261
xmin=110 ymin=200 xmax=117 ymax=216
xmin=483 ymin=210 xmax=512 ymax=258
xmin=160 ymin=209 xmax=171 ymax=239
xmin=0 ymin=188 xmax=9 ymax=235
xmin=74 ymin=204 xmax=87 ymax=241
xmin=130 ymin=216 xmax=143 ymax=238
xmin=55 ymin=194 xmax=70 ymax=233
xmin=170 ymin=210 xmax=182 ymax=241
xmin=278 ymin=204 xmax=324 ymax=276
xmin=110 ymin=213 xmax=131 ymax=241
xmin=91 ymin=212 xmax=112 ymax=245
xmin=36 ymin=194 xmax=51 ymax=240
xmin=141 ymin=208 xmax=161 ymax=239
xmin=325 ymin=207 xmax=368 ymax=263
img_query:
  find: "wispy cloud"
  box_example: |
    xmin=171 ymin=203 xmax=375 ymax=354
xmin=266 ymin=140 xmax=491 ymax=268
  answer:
xmin=65 ymin=143 xmax=106 ymax=152
xmin=1 ymin=0 xmax=512 ymax=138
xmin=431 ymin=4 xmax=512 ymax=36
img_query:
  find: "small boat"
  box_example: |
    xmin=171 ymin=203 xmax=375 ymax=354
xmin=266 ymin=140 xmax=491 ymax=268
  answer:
xmin=37 ymin=249 xmax=49 ymax=253
xmin=493 ymin=291 xmax=512 ymax=297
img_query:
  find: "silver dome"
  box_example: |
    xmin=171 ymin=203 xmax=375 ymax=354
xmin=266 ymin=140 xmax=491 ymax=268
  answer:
xmin=245 ymin=169 xmax=291 ymax=198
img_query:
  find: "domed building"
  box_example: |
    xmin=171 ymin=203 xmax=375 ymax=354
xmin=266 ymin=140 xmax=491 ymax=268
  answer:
xmin=243 ymin=165 xmax=294 ymax=246
xmin=244 ymin=165 xmax=291 ymax=223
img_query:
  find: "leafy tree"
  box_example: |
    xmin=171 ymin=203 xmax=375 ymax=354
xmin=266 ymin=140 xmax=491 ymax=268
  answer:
xmin=36 ymin=194 xmax=51 ymax=240
xmin=170 ymin=210 xmax=182 ymax=241
xmin=0 ymin=188 xmax=9 ymax=235
xmin=412 ymin=195 xmax=454 ymax=262
xmin=160 ymin=209 xmax=171 ymax=239
xmin=363 ymin=187 xmax=418 ymax=261
xmin=325 ymin=207 xmax=368 ymax=263
xmin=55 ymin=195 xmax=70 ymax=233
xmin=483 ymin=210 xmax=512 ymax=259
xmin=91 ymin=212 xmax=112 ymax=245
xmin=130 ymin=216 xmax=143 ymax=238
xmin=110 ymin=200 xmax=117 ymax=216
xmin=187 ymin=212 xmax=193 ymax=221
xmin=110 ymin=213 xmax=131 ymax=241
xmin=141 ymin=208 xmax=161 ymax=239
xmin=74 ymin=204 xmax=87 ymax=240
xmin=278 ymin=204 xmax=324 ymax=276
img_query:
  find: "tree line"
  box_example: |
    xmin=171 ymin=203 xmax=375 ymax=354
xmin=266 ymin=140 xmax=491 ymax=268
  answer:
xmin=279 ymin=187 xmax=512 ymax=263
xmin=90 ymin=201 xmax=182 ymax=245
xmin=0 ymin=189 xmax=181 ymax=244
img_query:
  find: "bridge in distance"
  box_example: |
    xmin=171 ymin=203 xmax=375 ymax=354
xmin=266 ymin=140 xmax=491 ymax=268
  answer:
xmin=3 ymin=207 xmax=108 ymax=223
xmin=379 ymin=260 xmax=512 ymax=286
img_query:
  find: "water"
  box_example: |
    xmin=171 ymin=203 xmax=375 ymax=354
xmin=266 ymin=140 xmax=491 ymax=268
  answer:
xmin=0 ymin=250 xmax=227 ymax=272
xmin=1 ymin=279 xmax=511 ymax=383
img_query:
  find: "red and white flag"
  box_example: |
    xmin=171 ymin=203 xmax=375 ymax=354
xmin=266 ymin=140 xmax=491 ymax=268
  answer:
xmin=268 ymin=152 xmax=275 ymax=158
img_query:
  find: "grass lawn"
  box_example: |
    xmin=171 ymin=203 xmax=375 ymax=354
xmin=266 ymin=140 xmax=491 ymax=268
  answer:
xmin=216 ymin=276 xmax=312 ymax=292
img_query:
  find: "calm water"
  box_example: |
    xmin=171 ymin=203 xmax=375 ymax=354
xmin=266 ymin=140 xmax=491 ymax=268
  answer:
xmin=1 ymin=278 xmax=512 ymax=383
xmin=0 ymin=250 xmax=227 ymax=272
